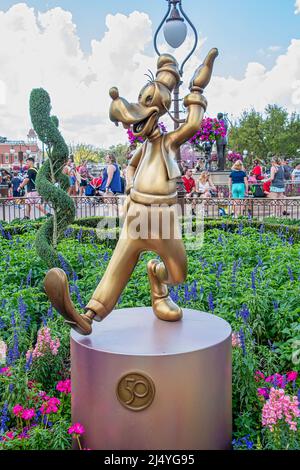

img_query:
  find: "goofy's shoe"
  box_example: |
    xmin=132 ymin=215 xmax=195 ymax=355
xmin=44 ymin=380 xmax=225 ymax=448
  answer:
xmin=44 ymin=268 xmax=95 ymax=336
xmin=147 ymin=260 xmax=183 ymax=322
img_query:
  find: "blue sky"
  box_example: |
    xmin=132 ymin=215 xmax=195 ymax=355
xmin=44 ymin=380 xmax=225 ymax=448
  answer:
xmin=1 ymin=0 xmax=299 ymax=78
xmin=1 ymin=1 xmax=300 ymax=146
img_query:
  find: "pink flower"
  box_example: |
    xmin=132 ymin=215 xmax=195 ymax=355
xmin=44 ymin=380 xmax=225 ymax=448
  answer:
xmin=265 ymin=373 xmax=285 ymax=388
xmin=56 ymin=379 xmax=71 ymax=394
xmin=40 ymin=397 xmax=61 ymax=415
xmin=12 ymin=404 xmax=24 ymax=417
xmin=262 ymin=388 xmax=300 ymax=432
xmin=257 ymin=388 xmax=269 ymax=399
xmin=21 ymin=409 xmax=35 ymax=421
xmin=27 ymin=327 xmax=60 ymax=361
xmin=232 ymin=332 xmax=241 ymax=348
xmin=6 ymin=431 xmax=15 ymax=440
xmin=68 ymin=423 xmax=85 ymax=436
xmin=0 ymin=367 xmax=12 ymax=376
xmin=286 ymin=371 xmax=298 ymax=382
xmin=255 ymin=370 xmax=265 ymax=382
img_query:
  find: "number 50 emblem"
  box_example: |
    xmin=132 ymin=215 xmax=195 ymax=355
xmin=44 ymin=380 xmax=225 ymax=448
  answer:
xmin=116 ymin=372 xmax=155 ymax=411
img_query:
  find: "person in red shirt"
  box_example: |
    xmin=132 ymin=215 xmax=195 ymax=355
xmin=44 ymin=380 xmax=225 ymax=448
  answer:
xmin=252 ymin=160 xmax=264 ymax=181
xmin=89 ymin=176 xmax=103 ymax=196
xmin=182 ymin=168 xmax=196 ymax=194
xmin=182 ymin=168 xmax=197 ymax=215
xmin=263 ymin=180 xmax=271 ymax=197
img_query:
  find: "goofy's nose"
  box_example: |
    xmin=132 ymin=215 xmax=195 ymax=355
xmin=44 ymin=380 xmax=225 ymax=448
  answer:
xmin=109 ymin=87 xmax=119 ymax=100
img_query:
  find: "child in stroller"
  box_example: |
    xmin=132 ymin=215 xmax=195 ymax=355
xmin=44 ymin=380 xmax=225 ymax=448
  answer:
xmin=85 ymin=177 xmax=102 ymax=196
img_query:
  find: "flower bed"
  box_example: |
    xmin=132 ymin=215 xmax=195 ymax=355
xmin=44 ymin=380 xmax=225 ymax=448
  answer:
xmin=0 ymin=221 xmax=299 ymax=449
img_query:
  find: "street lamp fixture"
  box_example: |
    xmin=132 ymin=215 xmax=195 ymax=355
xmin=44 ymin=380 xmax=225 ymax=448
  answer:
xmin=154 ymin=0 xmax=198 ymax=77
xmin=163 ymin=1 xmax=187 ymax=49
xmin=154 ymin=0 xmax=199 ymax=170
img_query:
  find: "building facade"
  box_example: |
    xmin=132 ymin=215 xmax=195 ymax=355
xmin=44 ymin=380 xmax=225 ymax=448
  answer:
xmin=0 ymin=129 xmax=41 ymax=171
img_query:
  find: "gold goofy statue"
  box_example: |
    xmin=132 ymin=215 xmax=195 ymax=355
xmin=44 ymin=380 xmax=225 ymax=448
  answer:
xmin=44 ymin=49 xmax=218 ymax=335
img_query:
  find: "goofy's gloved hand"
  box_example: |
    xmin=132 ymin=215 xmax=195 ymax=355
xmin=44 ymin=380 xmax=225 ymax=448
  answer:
xmin=189 ymin=48 xmax=219 ymax=93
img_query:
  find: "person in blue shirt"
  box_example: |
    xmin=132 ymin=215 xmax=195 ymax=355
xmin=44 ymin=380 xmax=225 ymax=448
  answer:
xmin=229 ymin=160 xmax=248 ymax=199
xmin=229 ymin=160 xmax=249 ymax=217
xmin=100 ymin=154 xmax=123 ymax=195
xmin=11 ymin=172 xmax=23 ymax=197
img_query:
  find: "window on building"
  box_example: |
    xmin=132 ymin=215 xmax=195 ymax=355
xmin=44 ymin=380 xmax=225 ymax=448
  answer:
xmin=5 ymin=154 xmax=9 ymax=163
xmin=14 ymin=154 xmax=18 ymax=161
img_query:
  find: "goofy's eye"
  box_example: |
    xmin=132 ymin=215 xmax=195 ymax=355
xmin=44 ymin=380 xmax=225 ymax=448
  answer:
xmin=146 ymin=95 xmax=152 ymax=104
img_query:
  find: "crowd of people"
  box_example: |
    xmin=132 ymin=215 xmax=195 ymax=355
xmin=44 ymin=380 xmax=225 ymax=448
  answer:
xmin=182 ymin=157 xmax=300 ymax=201
xmin=62 ymin=155 xmax=126 ymax=197
xmin=1 ymin=153 xmax=300 ymax=220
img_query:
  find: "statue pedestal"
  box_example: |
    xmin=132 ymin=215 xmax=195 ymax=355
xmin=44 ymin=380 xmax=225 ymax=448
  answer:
xmin=71 ymin=307 xmax=232 ymax=450
xmin=210 ymin=171 xmax=231 ymax=186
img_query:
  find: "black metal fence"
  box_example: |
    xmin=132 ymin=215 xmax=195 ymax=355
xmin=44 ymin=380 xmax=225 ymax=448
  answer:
xmin=1 ymin=194 xmax=300 ymax=223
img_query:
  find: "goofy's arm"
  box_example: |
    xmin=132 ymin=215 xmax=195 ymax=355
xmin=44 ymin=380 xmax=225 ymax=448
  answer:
xmin=166 ymin=48 xmax=218 ymax=150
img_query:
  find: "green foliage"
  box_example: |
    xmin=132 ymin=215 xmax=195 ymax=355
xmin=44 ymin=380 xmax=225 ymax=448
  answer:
xmin=69 ymin=143 xmax=106 ymax=165
xmin=1 ymin=221 xmax=300 ymax=449
xmin=29 ymin=88 xmax=75 ymax=269
xmin=229 ymin=105 xmax=300 ymax=162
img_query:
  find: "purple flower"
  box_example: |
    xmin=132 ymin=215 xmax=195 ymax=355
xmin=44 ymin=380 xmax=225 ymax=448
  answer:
xmin=77 ymin=228 xmax=83 ymax=242
xmin=72 ymin=283 xmax=84 ymax=309
xmin=208 ymin=292 xmax=215 ymax=312
xmin=288 ymin=267 xmax=294 ymax=282
xmin=47 ymin=305 xmax=53 ymax=320
xmin=18 ymin=296 xmax=27 ymax=324
xmin=237 ymin=304 xmax=250 ymax=323
xmin=26 ymin=269 xmax=32 ymax=287
xmin=239 ymin=328 xmax=246 ymax=355
xmin=13 ymin=329 xmax=20 ymax=361
xmin=0 ymin=402 xmax=9 ymax=434
xmin=170 ymin=287 xmax=180 ymax=303
xmin=184 ymin=284 xmax=191 ymax=303
xmin=10 ymin=311 xmax=16 ymax=328
xmin=251 ymin=270 xmax=256 ymax=291
xmin=25 ymin=351 xmax=33 ymax=371
xmin=216 ymin=262 xmax=223 ymax=278
xmin=217 ymin=234 xmax=223 ymax=244
xmin=58 ymin=254 xmax=70 ymax=277
xmin=232 ymin=261 xmax=237 ymax=289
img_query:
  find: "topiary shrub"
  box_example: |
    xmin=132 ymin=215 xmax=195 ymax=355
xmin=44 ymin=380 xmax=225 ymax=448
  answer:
xmin=29 ymin=88 xmax=75 ymax=269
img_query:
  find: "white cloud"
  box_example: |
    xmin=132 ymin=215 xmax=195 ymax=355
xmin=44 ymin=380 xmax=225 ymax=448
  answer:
xmin=295 ymin=0 xmax=300 ymax=15
xmin=205 ymin=39 xmax=300 ymax=118
xmin=268 ymin=45 xmax=281 ymax=52
xmin=0 ymin=3 xmax=300 ymax=148
xmin=0 ymin=80 xmax=6 ymax=105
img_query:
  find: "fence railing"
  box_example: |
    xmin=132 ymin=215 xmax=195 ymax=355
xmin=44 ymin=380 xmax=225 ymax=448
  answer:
xmin=1 ymin=194 xmax=300 ymax=223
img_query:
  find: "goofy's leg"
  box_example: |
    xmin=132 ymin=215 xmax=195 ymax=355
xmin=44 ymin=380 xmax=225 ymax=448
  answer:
xmin=147 ymin=207 xmax=187 ymax=322
xmin=44 ymin=228 xmax=142 ymax=336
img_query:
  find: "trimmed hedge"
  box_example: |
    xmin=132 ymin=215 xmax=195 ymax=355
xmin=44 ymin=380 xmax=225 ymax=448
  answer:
xmin=30 ymin=88 xmax=75 ymax=269
xmin=2 ymin=216 xmax=300 ymax=244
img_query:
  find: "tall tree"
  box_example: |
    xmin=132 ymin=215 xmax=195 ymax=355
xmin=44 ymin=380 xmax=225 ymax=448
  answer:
xmin=228 ymin=105 xmax=300 ymax=164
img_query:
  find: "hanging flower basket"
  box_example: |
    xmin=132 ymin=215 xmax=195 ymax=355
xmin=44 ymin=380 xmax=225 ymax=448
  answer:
xmin=227 ymin=151 xmax=243 ymax=162
xmin=189 ymin=117 xmax=227 ymax=149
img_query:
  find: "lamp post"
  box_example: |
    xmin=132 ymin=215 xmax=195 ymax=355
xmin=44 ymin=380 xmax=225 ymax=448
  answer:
xmin=154 ymin=0 xmax=198 ymax=169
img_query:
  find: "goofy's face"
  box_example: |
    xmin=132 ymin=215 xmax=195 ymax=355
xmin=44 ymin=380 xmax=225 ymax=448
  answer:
xmin=109 ymin=81 xmax=171 ymax=139
xmin=109 ymin=54 xmax=180 ymax=139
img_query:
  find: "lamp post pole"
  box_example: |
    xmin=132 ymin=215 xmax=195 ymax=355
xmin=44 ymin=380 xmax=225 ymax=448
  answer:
xmin=154 ymin=0 xmax=199 ymax=170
